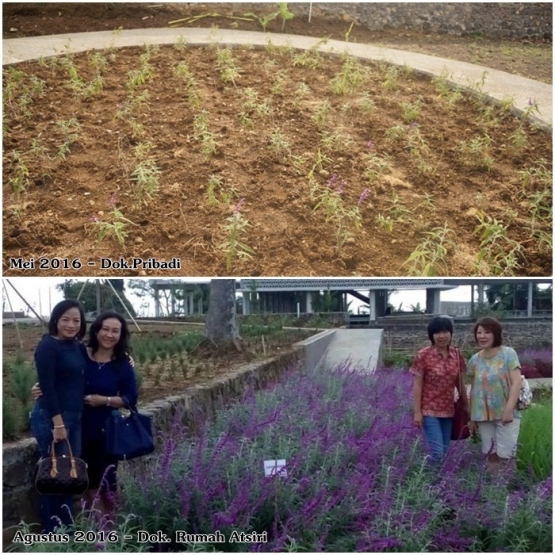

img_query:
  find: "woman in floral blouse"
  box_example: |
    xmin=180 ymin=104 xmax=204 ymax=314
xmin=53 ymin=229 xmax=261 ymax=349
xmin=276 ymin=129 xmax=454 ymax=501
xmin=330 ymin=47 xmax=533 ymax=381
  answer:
xmin=410 ymin=316 xmax=469 ymax=464
xmin=467 ymin=317 xmax=522 ymax=472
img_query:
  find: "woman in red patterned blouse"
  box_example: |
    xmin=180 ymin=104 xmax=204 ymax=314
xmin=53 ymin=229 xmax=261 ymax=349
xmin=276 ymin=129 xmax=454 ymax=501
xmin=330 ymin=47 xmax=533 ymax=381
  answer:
xmin=410 ymin=316 xmax=469 ymax=464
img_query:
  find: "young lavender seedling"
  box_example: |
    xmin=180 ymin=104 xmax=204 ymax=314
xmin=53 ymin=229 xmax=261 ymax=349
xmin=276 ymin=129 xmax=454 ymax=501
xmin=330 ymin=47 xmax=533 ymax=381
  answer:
xmin=219 ymin=198 xmax=256 ymax=271
xmin=90 ymin=193 xmax=136 ymax=247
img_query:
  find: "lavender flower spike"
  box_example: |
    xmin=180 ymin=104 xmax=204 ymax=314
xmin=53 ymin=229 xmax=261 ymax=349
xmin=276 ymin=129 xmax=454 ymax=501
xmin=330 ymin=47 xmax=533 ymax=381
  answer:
xmin=358 ymin=188 xmax=370 ymax=205
xmin=366 ymin=140 xmax=374 ymax=151
xmin=89 ymin=215 xmax=99 ymax=223
xmin=110 ymin=192 xmax=117 ymax=208
xmin=328 ymin=174 xmax=338 ymax=188
xmin=234 ymin=198 xmax=245 ymax=215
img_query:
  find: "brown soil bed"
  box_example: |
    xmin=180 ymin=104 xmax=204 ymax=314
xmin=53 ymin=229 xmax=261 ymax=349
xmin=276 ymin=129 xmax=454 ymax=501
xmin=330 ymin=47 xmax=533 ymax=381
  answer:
xmin=3 ymin=41 xmax=552 ymax=277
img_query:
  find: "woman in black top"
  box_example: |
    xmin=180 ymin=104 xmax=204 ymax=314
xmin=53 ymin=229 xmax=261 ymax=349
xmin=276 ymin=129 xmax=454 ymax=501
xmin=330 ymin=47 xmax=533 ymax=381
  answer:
xmin=30 ymin=299 xmax=87 ymax=533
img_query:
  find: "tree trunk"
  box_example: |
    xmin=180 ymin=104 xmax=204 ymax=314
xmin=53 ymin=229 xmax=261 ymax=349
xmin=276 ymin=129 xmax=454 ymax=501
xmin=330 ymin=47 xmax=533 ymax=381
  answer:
xmin=205 ymin=279 xmax=242 ymax=351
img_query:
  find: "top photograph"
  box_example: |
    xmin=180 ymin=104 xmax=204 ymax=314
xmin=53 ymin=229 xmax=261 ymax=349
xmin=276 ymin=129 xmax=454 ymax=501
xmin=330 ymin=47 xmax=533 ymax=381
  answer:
xmin=2 ymin=2 xmax=553 ymax=277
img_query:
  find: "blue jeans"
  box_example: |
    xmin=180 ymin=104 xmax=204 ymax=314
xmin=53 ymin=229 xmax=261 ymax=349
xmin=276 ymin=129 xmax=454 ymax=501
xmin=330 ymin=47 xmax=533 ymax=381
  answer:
xmin=30 ymin=407 xmax=82 ymax=532
xmin=422 ymin=416 xmax=453 ymax=464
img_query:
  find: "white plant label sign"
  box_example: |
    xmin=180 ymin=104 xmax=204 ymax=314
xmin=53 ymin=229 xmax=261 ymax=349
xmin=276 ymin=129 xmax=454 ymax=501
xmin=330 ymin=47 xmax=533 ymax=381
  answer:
xmin=264 ymin=459 xmax=287 ymax=478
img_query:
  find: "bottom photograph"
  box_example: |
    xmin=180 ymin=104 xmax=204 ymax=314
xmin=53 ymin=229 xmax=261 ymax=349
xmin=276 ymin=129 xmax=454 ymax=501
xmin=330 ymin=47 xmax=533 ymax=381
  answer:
xmin=2 ymin=277 xmax=553 ymax=553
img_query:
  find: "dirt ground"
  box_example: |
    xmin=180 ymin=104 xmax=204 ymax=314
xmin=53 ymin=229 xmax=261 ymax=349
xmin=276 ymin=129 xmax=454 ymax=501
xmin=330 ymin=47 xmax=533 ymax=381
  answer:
xmin=3 ymin=3 xmax=553 ymax=277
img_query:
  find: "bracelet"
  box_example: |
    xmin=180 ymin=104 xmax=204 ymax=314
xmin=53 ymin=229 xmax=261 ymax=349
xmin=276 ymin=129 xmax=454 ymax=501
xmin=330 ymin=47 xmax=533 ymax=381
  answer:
xmin=107 ymin=397 xmax=111 ymax=406
xmin=53 ymin=425 xmax=65 ymax=429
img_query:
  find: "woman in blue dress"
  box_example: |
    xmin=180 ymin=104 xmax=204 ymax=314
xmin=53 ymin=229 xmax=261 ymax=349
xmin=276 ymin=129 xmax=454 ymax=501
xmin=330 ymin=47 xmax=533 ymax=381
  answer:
xmin=31 ymin=299 xmax=87 ymax=532
xmin=81 ymin=311 xmax=138 ymax=515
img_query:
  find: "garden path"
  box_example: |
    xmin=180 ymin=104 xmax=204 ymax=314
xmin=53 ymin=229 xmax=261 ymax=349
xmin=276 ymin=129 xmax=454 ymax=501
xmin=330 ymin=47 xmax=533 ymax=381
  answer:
xmin=320 ymin=328 xmax=383 ymax=372
xmin=2 ymin=27 xmax=552 ymax=128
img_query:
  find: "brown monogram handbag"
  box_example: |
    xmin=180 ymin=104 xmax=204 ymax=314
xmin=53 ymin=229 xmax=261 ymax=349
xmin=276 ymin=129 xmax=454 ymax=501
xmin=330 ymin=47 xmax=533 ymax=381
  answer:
xmin=35 ymin=439 xmax=89 ymax=495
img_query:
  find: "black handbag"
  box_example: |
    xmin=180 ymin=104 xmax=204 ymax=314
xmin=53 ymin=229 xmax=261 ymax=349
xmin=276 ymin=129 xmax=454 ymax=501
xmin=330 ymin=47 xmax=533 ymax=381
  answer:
xmin=35 ymin=439 xmax=89 ymax=495
xmin=105 ymin=407 xmax=155 ymax=461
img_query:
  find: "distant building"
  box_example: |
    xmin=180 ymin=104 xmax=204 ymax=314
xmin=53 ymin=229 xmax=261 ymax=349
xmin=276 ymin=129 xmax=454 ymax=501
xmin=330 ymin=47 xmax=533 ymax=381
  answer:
xmin=440 ymin=301 xmax=472 ymax=317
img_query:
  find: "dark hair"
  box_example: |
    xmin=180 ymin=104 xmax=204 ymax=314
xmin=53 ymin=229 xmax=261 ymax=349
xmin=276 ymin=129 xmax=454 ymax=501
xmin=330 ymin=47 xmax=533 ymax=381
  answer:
xmin=427 ymin=315 xmax=454 ymax=344
xmin=88 ymin=311 xmax=131 ymax=360
xmin=48 ymin=299 xmax=87 ymax=340
xmin=474 ymin=317 xmax=503 ymax=347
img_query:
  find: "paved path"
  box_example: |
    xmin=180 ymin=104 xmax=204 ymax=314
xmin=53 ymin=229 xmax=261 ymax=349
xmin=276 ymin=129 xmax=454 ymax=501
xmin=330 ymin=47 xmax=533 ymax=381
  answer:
xmin=3 ymin=28 xmax=552 ymax=129
xmin=320 ymin=329 xmax=383 ymax=373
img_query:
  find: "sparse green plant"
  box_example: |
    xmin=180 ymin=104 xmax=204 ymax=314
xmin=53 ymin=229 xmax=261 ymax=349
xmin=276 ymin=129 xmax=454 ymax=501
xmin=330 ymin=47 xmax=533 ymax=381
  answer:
xmin=381 ymin=65 xmax=401 ymax=91
xmin=432 ymin=70 xmax=464 ymax=109
xmin=207 ymin=174 xmax=223 ymax=205
xmin=307 ymin=149 xmax=332 ymax=180
xmin=499 ymin=95 xmax=515 ymax=112
xmin=90 ymin=193 xmax=136 ymax=247
xmin=239 ymin=88 xmax=271 ymax=126
xmin=55 ymin=117 xmax=82 ymax=159
xmin=9 ymin=151 xmax=30 ymax=197
xmin=295 ymin=82 xmax=311 ymax=97
xmin=276 ymin=3 xmax=294 ymax=31
xmin=216 ymin=47 xmax=240 ymax=86
xmin=508 ymin=126 xmax=528 ymax=154
xmin=173 ymin=35 xmax=188 ymax=50
xmin=270 ymin=69 xmax=289 ymax=95
xmin=89 ymin=52 xmax=108 ymax=73
xmin=518 ymin=160 xmax=551 ymax=190
xmin=312 ymin=100 xmax=332 ymax=128
xmin=364 ymin=147 xmax=390 ymax=184
xmin=521 ymin=97 xmax=541 ymax=121
xmin=458 ymin=134 xmax=494 ymax=171
xmin=359 ymin=92 xmax=376 ymax=116
xmin=418 ymin=192 xmax=437 ymax=212
xmin=292 ymin=49 xmax=322 ymax=69
xmin=473 ymin=210 xmax=524 ymax=276
xmin=528 ymin=188 xmax=552 ymax=231
xmin=193 ymin=110 xmax=219 ymax=160
xmin=330 ymin=55 xmax=367 ymax=95
xmin=206 ymin=174 xmax=236 ymax=206
xmin=386 ymin=190 xmax=411 ymax=221
xmin=245 ymin=10 xmax=278 ymax=32
xmin=376 ymin=214 xmax=394 ymax=232
xmin=402 ymin=224 xmax=456 ymax=276
xmin=269 ymin=128 xmax=291 ymax=162
xmin=468 ymin=70 xmax=488 ymax=95
xmin=401 ymin=99 xmax=422 ymax=123
xmin=219 ymin=198 xmax=256 ymax=271
xmin=384 ymin=124 xmax=406 ymax=143
xmin=319 ymin=130 xmax=353 ymax=153
xmin=131 ymin=159 xmax=161 ymax=204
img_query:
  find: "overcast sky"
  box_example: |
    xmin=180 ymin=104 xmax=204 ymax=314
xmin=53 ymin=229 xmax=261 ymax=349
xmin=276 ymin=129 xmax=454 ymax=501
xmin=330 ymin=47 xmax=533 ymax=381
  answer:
xmin=2 ymin=278 xmax=473 ymax=318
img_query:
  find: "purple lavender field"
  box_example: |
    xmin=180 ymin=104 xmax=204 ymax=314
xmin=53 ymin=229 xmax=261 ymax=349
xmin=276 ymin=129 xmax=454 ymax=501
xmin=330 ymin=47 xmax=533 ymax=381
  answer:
xmin=518 ymin=347 xmax=553 ymax=378
xmin=112 ymin=362 xmax=552 ymax=553
xmin=12 ymin=361 xmax=551 ymax=552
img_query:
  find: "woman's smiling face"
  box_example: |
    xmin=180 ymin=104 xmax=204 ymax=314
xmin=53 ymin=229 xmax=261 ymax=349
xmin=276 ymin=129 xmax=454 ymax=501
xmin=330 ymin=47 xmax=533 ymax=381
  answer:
xmin=96 ymin=318 xmax=122 ymax=350
xmin=476 ymin=325 xmax=495 ymax=349
xmin=56 ymin=308 xmax=81 ymax=340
